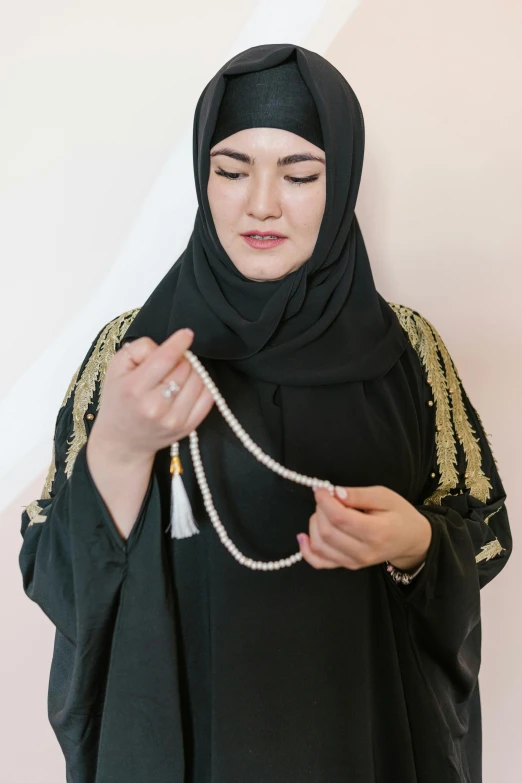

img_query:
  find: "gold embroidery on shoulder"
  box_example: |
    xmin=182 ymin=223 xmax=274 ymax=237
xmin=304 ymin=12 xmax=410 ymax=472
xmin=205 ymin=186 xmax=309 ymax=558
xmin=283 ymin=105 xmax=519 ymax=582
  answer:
xmin=25 ymin=501 xmax=47 ymax=527
xmin=413 ymin=314 xmax=460 ymax=505
xmin=476 ymin=539 xmax=505 ymax=563
xmin=389 ymin=303 xmax=420 ymax=352
xmin=38 ymin=366 xmax=82 ymax=501
xmin=388 ymin=303 xmax=458 ymax=504
xmin=422 ymin=317 xmax=493 ymax=504
xmin=25 ymin=315 xmax=137 ymax=517
xmin=388 ymin=303 xmax=494 ymax=506
xmin=390 ymin=302 xmax=504 ymax=563
xmin=64 ymin=308 xmax=141 ymax=477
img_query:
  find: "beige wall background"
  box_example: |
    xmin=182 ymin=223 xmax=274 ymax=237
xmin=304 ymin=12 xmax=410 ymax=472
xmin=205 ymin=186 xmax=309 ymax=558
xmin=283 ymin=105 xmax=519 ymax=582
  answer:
xmin=1 ymin=1 xmax=520 ymax=780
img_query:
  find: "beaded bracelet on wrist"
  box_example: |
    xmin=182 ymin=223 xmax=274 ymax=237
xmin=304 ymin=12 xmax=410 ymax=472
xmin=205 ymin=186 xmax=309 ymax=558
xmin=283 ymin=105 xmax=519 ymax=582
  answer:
xmin=385 ymin=560 xmax=426 ymax=585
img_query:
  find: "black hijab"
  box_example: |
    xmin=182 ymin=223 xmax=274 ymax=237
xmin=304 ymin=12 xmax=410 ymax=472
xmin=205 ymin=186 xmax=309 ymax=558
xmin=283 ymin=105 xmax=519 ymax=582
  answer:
xmin=123 ymin=43 xmax=409 ymax=385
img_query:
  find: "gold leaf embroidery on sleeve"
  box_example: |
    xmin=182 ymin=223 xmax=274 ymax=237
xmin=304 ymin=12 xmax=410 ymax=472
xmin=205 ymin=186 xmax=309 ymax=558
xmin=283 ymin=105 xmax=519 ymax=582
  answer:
xmin=65 ymin=308 xmax=141 ymax=478
xmin=25 ymin=318 xmax=136 ymax=519
xmin=424 ymin=318 xmax=493 ymax=504
xmin=476 ymin=539 xmax=505 ymax=563
xmin=25 ymin=501 xmax=47 ymax=527
xmin=388 ymin=303 xmax=458 ymax=505
xmin=475 ymin=506 xmax=505 ymax=563
xmin=388 ymin=303 xmax=493 ymax=506
xmin=389 ymin=305 xmax=505 ymax=564
xmin=484 ymin=506 xmax=503 ymax=525
xmin=38 ymin=366 xmax=82 ymax=501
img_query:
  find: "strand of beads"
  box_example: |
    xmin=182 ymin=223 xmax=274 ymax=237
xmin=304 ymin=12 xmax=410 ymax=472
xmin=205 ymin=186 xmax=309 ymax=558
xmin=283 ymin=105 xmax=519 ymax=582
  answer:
xmin=182 ymin=349 xmax=335 ymax=570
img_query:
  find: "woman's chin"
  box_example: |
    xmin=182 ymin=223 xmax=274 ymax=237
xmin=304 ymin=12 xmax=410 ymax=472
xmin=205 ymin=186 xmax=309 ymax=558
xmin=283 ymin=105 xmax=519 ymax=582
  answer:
xmin=243 ymin=269 xmax=292 ymax=282
xmin=231 ymin=256 xmax=302 ymax=282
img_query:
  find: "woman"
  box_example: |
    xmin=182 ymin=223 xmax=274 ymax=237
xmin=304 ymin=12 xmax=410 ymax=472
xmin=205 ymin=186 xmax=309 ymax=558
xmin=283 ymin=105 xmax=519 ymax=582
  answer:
xmin=19 ymin=44 xmax=511 ymax=783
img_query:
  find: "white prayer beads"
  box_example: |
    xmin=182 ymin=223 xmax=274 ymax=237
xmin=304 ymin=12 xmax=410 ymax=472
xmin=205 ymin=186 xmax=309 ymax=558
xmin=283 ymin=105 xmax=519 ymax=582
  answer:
xmin=181 ymin=349 xmax=335 ymax=570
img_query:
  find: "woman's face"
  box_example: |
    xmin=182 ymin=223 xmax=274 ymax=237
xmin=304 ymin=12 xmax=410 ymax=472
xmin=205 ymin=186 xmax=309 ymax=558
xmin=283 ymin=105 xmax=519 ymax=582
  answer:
xmin=208 ymin=127 xmax=326 ymax=282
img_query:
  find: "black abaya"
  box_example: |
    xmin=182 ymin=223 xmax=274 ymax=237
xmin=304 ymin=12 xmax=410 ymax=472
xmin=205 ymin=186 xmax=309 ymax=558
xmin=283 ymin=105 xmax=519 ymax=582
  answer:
xmin=19 ymin=304 xmax=511 ymax=782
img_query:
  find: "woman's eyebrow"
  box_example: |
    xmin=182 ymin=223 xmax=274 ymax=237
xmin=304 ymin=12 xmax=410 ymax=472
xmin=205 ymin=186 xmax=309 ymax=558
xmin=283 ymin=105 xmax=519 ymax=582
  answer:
xmin=210 ymin=148 xmax=325 ymax=166
xmin=278 ymin=153 xmax=325 ymax=166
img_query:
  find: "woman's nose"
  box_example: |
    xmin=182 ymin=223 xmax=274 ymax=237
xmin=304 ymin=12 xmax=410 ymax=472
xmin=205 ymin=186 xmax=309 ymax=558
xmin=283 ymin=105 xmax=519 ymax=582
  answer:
xmin=245 ymin=178 xmax=282 ymax=221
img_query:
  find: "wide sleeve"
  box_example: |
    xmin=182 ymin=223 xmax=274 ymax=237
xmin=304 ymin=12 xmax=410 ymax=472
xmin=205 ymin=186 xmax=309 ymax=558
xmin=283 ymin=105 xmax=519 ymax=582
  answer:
xmin=19 ymin=310 xmax=190 ymax=782
xmin=385 ymin=304 xmax=512 ymax=605
xmin=380 ymin=305 xmax=513 ymax=777
xmin=413 ymin=394 xmax=510 ymax=600
xmin=19 ymin=312 xmax=149 ymax=644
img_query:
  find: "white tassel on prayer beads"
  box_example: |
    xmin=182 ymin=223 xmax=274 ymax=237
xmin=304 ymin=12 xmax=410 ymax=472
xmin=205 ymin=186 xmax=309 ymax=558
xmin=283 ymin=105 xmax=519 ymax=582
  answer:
xmin=166 ymin=442 xmax=199 ymax=539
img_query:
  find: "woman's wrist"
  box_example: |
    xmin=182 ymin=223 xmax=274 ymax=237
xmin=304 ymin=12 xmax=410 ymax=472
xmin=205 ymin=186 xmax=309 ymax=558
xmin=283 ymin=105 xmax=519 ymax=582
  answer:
xmin=385 ymin=559 xmax=426 ymax=585
xmin=86 ymin=433 xmax=155 ymax=541
xmin=87 ymin=426 xmax=155 ymax=470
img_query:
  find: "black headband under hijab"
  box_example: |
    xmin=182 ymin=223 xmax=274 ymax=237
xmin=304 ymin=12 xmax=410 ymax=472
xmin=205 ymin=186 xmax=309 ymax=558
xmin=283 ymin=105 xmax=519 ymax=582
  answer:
xmin=210 ymin=55 xmax=324 ymax=150
xmin=123 ymin=43 xmax=408 ymax=384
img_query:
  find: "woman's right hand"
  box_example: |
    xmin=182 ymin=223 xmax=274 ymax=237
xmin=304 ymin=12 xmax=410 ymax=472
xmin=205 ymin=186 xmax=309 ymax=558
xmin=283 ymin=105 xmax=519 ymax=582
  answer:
xmin=85 ymin=328 xmax=215 ymax=540
xmin=89 ymin=328 xmax=215 ymax=462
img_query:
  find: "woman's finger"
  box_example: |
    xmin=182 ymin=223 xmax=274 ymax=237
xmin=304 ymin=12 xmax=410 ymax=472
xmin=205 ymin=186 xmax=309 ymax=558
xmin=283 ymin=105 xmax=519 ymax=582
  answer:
xmin=163 ymin=366 xmax=207 ymax=428
xmin=314 ymin=489 xmax=371 ymax=543
xmin=308 ymin=512 xmax=367 ymax=568
xmin=183 ymin=383 xmax=215 ymax=434
xmin=133 ymin=329 xmax=195 ymax=393
xmin=297 ymin=533 xmax=339 ymax=570
xmin=335 ymin=485 xmax=394 ymax=513
xmin=159 ymin=357 xmax=194 ymax=396
xmin=312 ymin=510 xmax=361 ymax=557
xmin=111 ymin=337 xmax=158 ymax=377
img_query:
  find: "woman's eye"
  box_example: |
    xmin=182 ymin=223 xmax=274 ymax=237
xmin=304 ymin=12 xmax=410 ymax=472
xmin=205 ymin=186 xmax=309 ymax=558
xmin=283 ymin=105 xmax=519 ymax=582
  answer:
xmin=287 ymin=175 xmax=320 ymax=185
xmin=214 ymin=169 xmax=319 ymax=185
xmin=215 ymin=168 xmax=243 ymax=180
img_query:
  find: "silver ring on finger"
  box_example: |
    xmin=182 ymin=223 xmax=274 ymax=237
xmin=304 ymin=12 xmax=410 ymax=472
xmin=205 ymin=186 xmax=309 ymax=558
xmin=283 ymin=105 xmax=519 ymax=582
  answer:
xmin=161 ymin=380 xmax=181 ymax=399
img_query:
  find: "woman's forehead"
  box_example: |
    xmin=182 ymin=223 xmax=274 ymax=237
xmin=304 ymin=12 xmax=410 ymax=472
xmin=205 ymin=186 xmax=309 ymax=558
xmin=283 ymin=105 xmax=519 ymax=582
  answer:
xmin=209 ymin=127 xmax=325 ymax=159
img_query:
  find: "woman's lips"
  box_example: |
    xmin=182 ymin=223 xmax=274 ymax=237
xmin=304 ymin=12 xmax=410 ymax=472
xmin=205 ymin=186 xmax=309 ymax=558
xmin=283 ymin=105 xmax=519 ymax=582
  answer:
xmin=242 ymin=235 xmax=287 ymax=250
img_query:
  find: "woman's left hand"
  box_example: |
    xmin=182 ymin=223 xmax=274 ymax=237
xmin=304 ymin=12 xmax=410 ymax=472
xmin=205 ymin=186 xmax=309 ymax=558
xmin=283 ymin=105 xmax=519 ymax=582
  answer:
xmin=297 ymin=485 xmax=432 ymax=572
